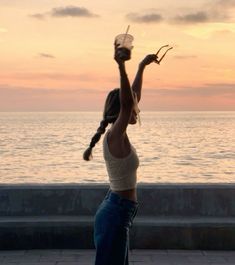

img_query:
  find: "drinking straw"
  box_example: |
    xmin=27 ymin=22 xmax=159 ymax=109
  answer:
xmin=122 ymin=25 xmax=130 ymax=46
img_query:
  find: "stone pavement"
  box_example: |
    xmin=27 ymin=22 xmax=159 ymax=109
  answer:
xmin=0 ymin=249 xmax=235 ymax=265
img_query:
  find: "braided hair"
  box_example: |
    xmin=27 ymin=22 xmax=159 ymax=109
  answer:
xmin=83 ymin=88 xmax=120 ymax=161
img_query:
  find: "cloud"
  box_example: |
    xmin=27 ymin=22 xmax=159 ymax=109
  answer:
xmin=30 ymin=6 xmax=99 ymax=20
xmin=1 ymin=72 xmax=104 ymax=83
xmin=1 ymin=84 xmax=234 ymax=111
xmin=126 ymin=12 xmax=163 ymax=23
xmin=0 ymin=85 xmax=105 ymax=96
xmin=29 ymin=13 xmax=46 ymax=20
xmin=171 ymin=0 xmax=235 ymax=24
xmin=145 ymin=83 xmax=235 ymax=97
xmin=0 ymin=85 xmax=106 ymax=111
xmin=3 ymin=83 xmax=233 ymax=99
xmin=206 ymin=0 xmax=235 ymax=21
xmin=126 ymin=0 xmax=235 ymax=25
xmin=39 ymin=53 xmax=55 ymax=59
xmin=215 ymin=0 xmax=235 ymax=8
xmin=174 ymin=55 xmax=198 ymax=60
xmin=172 ymin=11 xmax=209 ymax=24
xmin=126 ymin=10 xmax=212 ymax=25
xmin=51 ymin=6 xmax=98 ymax=18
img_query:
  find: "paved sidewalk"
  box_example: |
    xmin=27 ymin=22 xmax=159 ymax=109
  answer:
xmin=0 ymin=249 xmax=235 ymax=265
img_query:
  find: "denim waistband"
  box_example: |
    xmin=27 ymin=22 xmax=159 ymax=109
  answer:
xmin=104 ymin=189 xmax=139 ymax=209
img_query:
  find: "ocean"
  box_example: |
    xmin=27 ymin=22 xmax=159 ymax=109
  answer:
xmin=0 ymin=111 xmax=234 ymax=184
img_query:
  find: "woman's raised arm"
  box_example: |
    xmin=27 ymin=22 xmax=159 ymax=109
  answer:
xmin=109 ymin=44 xmax=135 ymax=138
xmin=132 ymin=54 xmax=157 ymax=103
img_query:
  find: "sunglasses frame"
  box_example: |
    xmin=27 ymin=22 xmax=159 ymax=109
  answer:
xmin=155 ymin=45 xmax=173 ymax=64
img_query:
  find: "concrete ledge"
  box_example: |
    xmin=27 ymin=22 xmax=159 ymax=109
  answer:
xmin=1 ymin=183 xmax=235 ymax=216
xmin=0 ymin=183 xmax=235 ymax=250
xmin=0 ymin=216 xmax=235 ymax=250
xmin=1 ymin=216 xmax=235 ymax=226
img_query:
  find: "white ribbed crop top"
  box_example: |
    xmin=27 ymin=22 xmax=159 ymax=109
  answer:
xmin=103 ymin=131 xmax=139 ymax=191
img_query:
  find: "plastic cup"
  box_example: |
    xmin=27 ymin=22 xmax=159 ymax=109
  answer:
xmin=115 ymin=34 xmax=134 ymax=50
xmin=115 ymin=33 xmax=134 ymax=60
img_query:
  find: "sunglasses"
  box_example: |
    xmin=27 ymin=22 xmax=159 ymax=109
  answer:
xmin=155 ymin=45 xmax=173 ymax=64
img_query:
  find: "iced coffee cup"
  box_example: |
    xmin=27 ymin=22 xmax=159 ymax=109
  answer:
xmin=115 ymin=33 xmax=134 ymax=60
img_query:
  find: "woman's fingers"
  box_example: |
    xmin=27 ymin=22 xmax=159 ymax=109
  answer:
xmin=114 ymin=41 xmax=121 ymax=50
xmin=141 ymin=54 xmax=158 ymax=65
xmin=149 ymin=54 xmax=158 ymax=62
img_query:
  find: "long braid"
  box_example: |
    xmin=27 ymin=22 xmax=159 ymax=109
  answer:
xmin=83 ymin=119 xmax=109 ymax=161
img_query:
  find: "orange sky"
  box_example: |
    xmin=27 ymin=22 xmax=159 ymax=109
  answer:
xmin=0 ymin=0 xmax=235 ymax=111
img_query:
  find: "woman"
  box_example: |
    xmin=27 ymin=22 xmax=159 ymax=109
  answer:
xmin=83 ymin=42 xmax=158 ymax=265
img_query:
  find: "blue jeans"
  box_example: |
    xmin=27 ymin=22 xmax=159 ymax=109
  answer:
xmin=93 ymin=189 xmax=139 ymax=265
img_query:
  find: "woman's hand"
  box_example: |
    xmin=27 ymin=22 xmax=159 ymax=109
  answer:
xmin=139 ymin=54 xmax=158 ymax=68
xmin=114 ymin=42 xmax=131 ymax=65
xmin=114 ymin=44 xmax=124 ymax=65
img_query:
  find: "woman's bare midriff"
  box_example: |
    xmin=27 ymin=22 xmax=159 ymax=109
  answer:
xmin=112 ymin=188 xmax=137 ymax=203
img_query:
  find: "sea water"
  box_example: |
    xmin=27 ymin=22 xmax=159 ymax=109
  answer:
xmin=0 ymin=111 xmax=234 ymax=184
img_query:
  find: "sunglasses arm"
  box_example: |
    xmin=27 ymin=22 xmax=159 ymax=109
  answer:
xmin=155 ymin=46 xmax=173 ymax=64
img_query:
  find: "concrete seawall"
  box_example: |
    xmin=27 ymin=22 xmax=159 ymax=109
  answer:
xmin=0 ymin=183 xmax=235 ymax=250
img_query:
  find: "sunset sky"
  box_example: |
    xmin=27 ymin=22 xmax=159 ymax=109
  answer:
xmin=0 ymin=0 xmax=235 ymax=111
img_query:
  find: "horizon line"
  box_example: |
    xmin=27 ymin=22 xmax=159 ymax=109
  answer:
xmin=0 ymin=110 xmax=235 ymax=113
